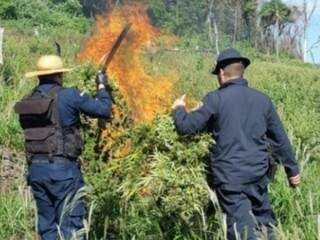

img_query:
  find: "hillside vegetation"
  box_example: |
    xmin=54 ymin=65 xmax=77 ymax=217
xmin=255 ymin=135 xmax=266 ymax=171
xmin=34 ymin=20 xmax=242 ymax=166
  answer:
xmin=1 ymin=0 xmax=320 ymax=239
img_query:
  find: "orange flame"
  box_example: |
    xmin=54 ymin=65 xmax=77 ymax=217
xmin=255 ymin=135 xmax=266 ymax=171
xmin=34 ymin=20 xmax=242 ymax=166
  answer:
xmin=78 ymin=4 xmax=175 ymax=122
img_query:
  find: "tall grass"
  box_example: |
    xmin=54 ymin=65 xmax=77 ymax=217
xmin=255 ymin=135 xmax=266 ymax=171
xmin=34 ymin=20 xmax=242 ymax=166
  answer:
xmin=0 ymin=185 xmax=36 ymax=239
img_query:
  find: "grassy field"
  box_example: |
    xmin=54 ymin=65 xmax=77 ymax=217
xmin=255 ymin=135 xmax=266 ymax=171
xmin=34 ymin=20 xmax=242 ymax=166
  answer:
xmin=1 ymin=17 xmax=320 ymax=239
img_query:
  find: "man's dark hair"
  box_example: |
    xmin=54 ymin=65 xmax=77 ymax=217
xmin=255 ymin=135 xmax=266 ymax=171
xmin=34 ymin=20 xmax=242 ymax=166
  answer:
xmin=38 ymin=73 xmax=63 ymax=85
xmin=222 ymin=62 xmax=245 ymax=78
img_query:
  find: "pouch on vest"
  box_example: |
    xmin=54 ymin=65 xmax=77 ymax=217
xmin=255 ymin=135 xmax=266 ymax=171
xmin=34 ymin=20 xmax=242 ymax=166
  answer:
xmin=15 ymin=97 xmax=54 ymax=129
xmin=63 ymin=127 xmax=83 ymax=158
xmin=14 ymin=90 xmax=57 ymax=156
xmin=24 ymin=127 xmax=57 ymax=154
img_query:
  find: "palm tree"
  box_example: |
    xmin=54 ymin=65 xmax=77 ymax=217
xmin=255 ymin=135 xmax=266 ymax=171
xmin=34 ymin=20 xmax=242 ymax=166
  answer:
xmin=260 ymin=0 xmax=294 ymax=59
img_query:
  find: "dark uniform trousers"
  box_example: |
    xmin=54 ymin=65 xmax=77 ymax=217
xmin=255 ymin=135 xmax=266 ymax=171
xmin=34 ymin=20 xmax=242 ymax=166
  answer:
xmin=27 ymin=158 xmax=85 ymax=240
xmin=215 ymin=176 xmax=276 ymax=240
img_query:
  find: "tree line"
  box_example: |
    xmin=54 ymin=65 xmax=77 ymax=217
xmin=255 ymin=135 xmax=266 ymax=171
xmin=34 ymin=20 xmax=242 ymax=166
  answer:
xmin=82 ymin=0 xmax=318 ymax=62
xmin=0 ymin=0 xmax=318 ymax=62
xmin=146 ymin=0 xmax=318 ymax=62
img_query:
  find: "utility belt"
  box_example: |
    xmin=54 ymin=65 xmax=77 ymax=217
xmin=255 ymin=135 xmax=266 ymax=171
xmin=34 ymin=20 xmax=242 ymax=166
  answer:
xmin=28 ymin=154 xmax=78 ymax=165
xmin=216 ymin=174 xmax=270 ymax=192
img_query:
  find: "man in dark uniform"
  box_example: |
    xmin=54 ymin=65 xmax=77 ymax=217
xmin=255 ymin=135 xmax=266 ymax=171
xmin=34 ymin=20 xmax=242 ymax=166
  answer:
xmin=15 ymin=55 xmax=112 ymax=240
xmin=172 ymin=48 xmax=300 ymax=240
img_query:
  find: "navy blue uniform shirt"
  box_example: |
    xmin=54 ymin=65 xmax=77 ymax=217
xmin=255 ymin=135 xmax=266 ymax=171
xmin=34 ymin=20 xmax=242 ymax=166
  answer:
xmin=38 ymin=83 xmax=112 ymax=127
xmin=173 ymin=78 xmax=299 ymax=187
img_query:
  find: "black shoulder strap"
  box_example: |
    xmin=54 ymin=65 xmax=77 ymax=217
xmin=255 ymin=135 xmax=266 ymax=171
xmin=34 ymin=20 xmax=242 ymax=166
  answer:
xmin=30 ymin=85 xmax=62 ymax=98
xmin=46 ymin=85 xmax=62 ymax=98
xmin=47 ymin=85 xmax=62 ymax=123
xmin=49 ymin=85 xmax=64 ymax=157
xmin=21 ymin=87 xmax=42 ymax=99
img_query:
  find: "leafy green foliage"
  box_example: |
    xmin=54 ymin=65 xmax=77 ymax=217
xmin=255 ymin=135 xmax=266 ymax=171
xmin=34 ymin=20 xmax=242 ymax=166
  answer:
xmin=0 ymin=0 xmax=17 ymax=19
xmin=87 ymin=116 xmax=214 ymax=238
xmin=260 ymin=0 xmax=294 ymax=28
xmin=0 ymin=0 xmax=89 ymax=33
xmin=148 ymin=0 xmax=208 ymax=35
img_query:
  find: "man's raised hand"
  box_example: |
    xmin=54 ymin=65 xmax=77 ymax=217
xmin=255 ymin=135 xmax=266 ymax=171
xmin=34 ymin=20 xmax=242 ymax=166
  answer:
xmin=96 ymin=70 xmax=108 ymax=90
xmin=172 ymin=94 xmax=186 ymax=110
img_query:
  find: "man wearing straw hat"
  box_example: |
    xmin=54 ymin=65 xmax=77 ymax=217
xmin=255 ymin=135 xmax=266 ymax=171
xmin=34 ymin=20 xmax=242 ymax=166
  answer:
xmin=172 ymin=48 xmax=300 ymax=240
xmin=15 ymin=55 xmax=112 ymax=240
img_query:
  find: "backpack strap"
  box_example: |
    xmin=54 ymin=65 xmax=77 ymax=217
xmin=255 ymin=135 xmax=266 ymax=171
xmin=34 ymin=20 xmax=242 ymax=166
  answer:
xmin=46 ymin=85 xmax=62 ymax=125
xmin=36 ymin=85 xmax=63 ymax=161
xmin=47 ymin=86 xmax=65 ymax=159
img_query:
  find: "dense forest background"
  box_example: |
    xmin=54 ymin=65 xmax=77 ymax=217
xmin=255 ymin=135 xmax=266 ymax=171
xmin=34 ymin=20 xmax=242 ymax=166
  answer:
xmin=0 ymin=0 xmax=318 ymax=61
xmin=0 ymin=0 xmax=320 ymax=239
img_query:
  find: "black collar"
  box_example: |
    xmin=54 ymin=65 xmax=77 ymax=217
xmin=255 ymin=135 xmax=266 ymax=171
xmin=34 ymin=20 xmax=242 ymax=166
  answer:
xmin=219 ymin=78 xmax=248 ymax=89
xmin=39 ymin=80 xmax=61 ymax=86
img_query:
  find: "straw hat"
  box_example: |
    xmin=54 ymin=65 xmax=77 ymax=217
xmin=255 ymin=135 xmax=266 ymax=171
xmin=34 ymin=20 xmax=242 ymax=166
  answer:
xmin=25 ymin=55 xmax=73 ymax=78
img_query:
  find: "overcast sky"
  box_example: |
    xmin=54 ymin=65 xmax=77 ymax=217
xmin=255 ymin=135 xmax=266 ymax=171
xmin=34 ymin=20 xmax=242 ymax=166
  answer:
xmin=283 ymin=0 xmax=320 ymax=64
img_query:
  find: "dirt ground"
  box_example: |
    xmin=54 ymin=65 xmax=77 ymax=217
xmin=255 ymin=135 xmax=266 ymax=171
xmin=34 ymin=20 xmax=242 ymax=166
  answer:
xmin=0 ymin=148 xmax=24 ymax=192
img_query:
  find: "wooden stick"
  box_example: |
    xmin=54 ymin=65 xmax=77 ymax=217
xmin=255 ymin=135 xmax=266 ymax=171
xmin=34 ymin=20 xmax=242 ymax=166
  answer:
xmin=0 ymin=28 xmax=4 ymax=65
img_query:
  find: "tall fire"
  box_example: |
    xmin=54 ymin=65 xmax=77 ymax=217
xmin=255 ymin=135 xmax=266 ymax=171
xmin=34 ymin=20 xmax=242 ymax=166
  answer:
xmin=78 ymin=3 xmax=175 ymax=122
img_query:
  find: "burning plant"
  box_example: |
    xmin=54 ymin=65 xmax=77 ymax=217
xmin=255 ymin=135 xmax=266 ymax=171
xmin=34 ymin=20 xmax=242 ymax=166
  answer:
xmin=77 ymin=3 xmax=217 ymax=238
xmin=78 ymin=3 xmax=175 ymax=122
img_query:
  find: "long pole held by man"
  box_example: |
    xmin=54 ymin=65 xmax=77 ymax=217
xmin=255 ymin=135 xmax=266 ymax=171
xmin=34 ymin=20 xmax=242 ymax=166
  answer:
xmin=0 ymin=27 xmax=4 ymax=65
xmin=172 ymin=48 xmax=301 ymax=240
xmin=14 ymin=55 xmax=112 ymax=240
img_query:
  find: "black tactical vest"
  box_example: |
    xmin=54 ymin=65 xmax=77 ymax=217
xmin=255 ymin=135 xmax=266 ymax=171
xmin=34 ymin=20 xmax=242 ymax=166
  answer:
xmin=14 ymin=86 xmax=83 ymax=161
